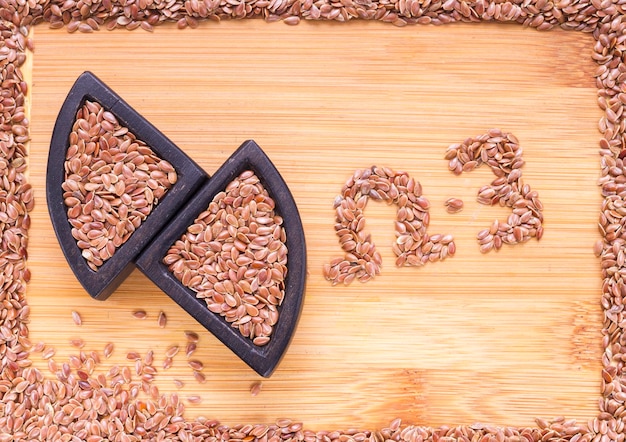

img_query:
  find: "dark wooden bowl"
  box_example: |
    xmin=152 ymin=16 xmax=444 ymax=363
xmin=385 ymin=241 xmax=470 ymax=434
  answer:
xmin=46 ymin=71 xmax=208 ymax=300
xmin=136 ymin=140 xmax=307 ymax=377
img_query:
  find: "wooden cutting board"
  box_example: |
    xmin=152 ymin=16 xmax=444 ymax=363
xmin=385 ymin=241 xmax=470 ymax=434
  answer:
xmin=25 ymin=19 xmax=602 ymax=430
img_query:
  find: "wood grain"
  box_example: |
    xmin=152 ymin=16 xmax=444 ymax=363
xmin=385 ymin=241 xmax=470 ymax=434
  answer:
xmin=26 ymin=20 xmax=602 ymax=429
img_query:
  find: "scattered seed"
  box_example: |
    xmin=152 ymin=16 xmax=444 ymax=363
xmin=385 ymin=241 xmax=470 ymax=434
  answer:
xmin=187 ymin=395 xmax=202 ymax=404
xmin=158 ymin=310 xmax=167 ymax=328
xmin=250 ymin=381 xmax=262 ymax=396
xmin=594 ymin=239 xmax=604 ymax=257
xmin=42 ymin=347 xmax=56 ymax=360
xmin=71 ymin=310 xmax=82 ymax=326
xmin=185 ymin=342 xmax=197 ymax=358
xmin=104 ymin=342 xmax=114 ymax=358
xmin=165 ymin=345 xmax=179 ymax=358
xmin=70 ymin=338 xmax=85 ymax=348
xmin=162 ymin=357 xmax=173 ymax=370
xmin=188 ymin=359 xmax=203 ymax=371
xmin=144 ymin=350 xmax=154 ymax=365
xmin=184 ymin=331 xmax=199 ymax=343
xmin=193 ymin=371 xmax=206 ymax=384
xmin=132 ymin=310 xmax=147 ymax=319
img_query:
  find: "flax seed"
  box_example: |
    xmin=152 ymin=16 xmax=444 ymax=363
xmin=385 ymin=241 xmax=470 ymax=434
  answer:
xmin=71 ymin=310 xmax=82 ymax=326
xmin=132 ymin=310 xmax=147 ymax=319
xmin=157 ymin=310 xmax=167 ymax=328
xmin=250 ymin=381 xmax=262 ymax=396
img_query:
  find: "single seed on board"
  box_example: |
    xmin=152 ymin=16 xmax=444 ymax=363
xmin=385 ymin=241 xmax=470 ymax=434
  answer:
xmin=594 ymin=239 xmax=604 ymax=257
xmin=186 ymin=342 xmax=197 ymax=357
xmin=104 ymin=342 xmax=114 ymax=359
xmin=132 ymin=310 xmax=147 ymax=319
xmin=187 ymin=395 xmax=202 ymax=404
xmin=144 ymin=350 xmax=154 ymax=366
xmin=70 ymin=338 xmax=85 ymax=348
xmin=188 ymin=360 xmax=203 ymax=371
xmin=165 ymin=345 xmax=179 ymax=358
xmin=185 ymin=331 xmax=199 ymax=342
xmin=193 ymin=371 xmax=206 ymax=384
xmin=158 ymin=310 xmax=167 ymax=328
xmin=42 ymin=347 xmax=56 ymax=360
xmin=250 ymin=381 xmax=262 ymax=396
xmin=71 ymin=310 xmax=82 ymax=326
xmin=162 ymin=357 xmax=173 ymax=370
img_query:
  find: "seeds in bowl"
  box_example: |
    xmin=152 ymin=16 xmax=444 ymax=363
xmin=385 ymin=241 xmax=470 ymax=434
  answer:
xmin=62 ymin=100 xmax=177 ymax=271
xmin=163 ymin=170 xmax=288 ymax=347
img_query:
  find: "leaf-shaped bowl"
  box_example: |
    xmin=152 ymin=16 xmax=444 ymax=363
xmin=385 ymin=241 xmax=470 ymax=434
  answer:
xmin=136 ymin=140 xmax=306 ymax=377
xmin=46 ymin=71 xmax=208 ymax=300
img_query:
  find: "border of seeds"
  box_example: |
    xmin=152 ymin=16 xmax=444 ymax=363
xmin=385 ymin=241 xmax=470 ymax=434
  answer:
xmin=0 ymin=1 xmax=623 ymax=441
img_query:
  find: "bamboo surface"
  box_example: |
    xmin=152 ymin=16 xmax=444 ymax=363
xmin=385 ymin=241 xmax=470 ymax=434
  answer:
xmin=26 ymin=20 xmax=603 ymax=430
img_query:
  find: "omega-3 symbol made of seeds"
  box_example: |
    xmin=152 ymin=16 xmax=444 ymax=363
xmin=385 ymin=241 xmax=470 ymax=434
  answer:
xmin=324 ymin=131 xmax=544 ymax=285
